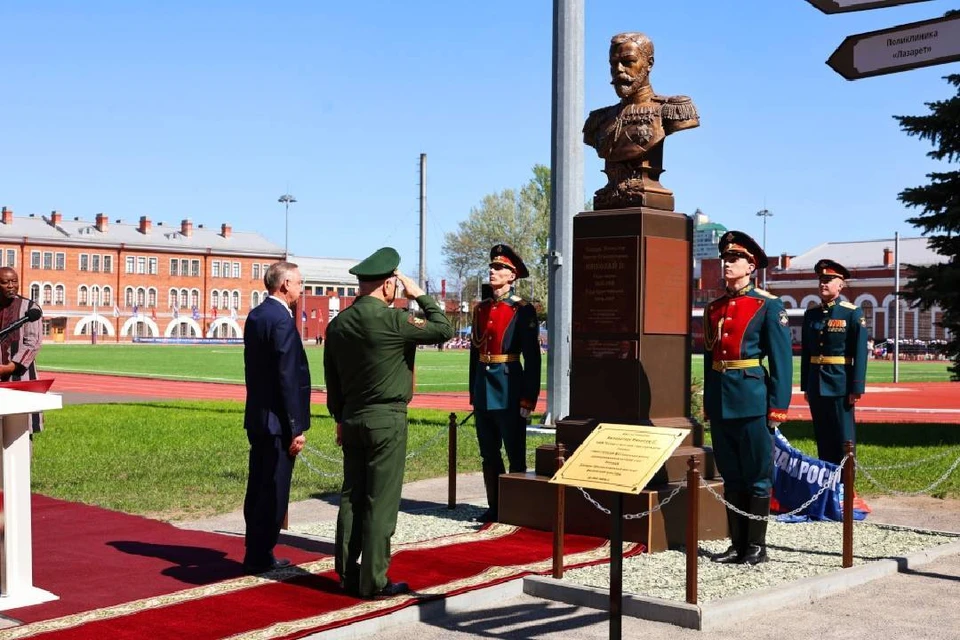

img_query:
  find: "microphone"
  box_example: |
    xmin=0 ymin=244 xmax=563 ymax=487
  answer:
xmin=0 ymin=306 xmax=43 ymax=341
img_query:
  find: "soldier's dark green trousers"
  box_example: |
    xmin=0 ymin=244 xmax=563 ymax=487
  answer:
xmin=335 ymin=405 xmax=407 ymax=597
xmin=807 ymin=390 xmax=855 ymax=465
xmin=711 ymin=414 xmax=773 ymax=497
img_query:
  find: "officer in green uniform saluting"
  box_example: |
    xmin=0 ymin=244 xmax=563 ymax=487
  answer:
xmin=801 ymin=259 xmax=868 ymax=465
xmin=325 ymin=247 xmax=453 ymax=599
xmin=704 ymin=231 xmax=792 ymax=565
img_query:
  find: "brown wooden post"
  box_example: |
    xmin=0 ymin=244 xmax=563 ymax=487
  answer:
xmin=552 ymin=443 xmax=566 ymax=579
xmin=447 ymin=412 xmax=458 ymax=509
xmin=282 ymin=510 xmax=289 ymax=531
xmin=842 ymin=440 xmax=855 ymax=568
xmin=686 ymin=454 xmax=700 ymax=604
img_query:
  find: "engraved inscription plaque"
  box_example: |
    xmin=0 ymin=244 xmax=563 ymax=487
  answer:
xmin=572 ymin=236 xmax=639 ymax=335
xmin=643 ymin=236 xmax=690 ymax=335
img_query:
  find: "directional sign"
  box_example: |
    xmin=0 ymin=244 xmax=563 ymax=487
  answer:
xmin=808 ymin=0 xmax=933 ymax=13
xmin=827 ymin=14 xmax=960 ymax=80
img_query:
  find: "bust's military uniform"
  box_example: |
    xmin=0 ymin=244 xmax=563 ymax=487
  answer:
xmin=325 ymin=247 xmax=453 ymax=598
xmin=469 ymin=245 xmax=541 ymax=522
xmin=704 ymin=231 xmax=792 ymax=565
xmin=801 ymin=260 xmax=868 ymax=465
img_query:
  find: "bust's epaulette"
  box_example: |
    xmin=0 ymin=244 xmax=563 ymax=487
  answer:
xmin=510 ymin=295 xmax=527 ymax=306
xmin=753 ymin=288 xmax=777 ymax=299
xmin=660 ymin=95 xmax=698 ymax=121
xmin=840 ymin=301 xmax=858 ymax=310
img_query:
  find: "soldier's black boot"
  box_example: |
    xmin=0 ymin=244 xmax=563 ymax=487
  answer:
xmin=477 ymin=464 xmax=502 ymax=523
xmin=740 ymin=496 xmax=770 ymax=565
xmin=713 ymin=491 xmax=745 ymax=564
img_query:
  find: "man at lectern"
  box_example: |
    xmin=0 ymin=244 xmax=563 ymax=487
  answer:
xmin=0 ymin=267 xmax=44 ymax=433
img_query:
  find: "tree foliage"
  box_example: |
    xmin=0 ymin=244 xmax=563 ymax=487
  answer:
xmin=442 ymin=166 xmax=551 ymax=310
xmin=894 ymin=73 xmax=960 ymax=380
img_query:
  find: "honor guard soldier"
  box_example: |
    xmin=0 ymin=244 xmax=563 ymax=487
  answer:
xmin=325 ymin=247 xmax=453 ymax=599
xmin=704 ymin=231 xmax=792 ymax=565
xmin=801 ymin=259 xmax=868 ymax=466
xmin=469 ymin=244 xmax=542 ymax=523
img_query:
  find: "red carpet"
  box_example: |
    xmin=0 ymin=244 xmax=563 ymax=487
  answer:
xmin=5 ymin=497 xmax=641 ymax=639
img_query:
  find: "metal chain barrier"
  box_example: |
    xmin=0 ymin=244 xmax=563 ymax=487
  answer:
xmin=856 ymin=455 xmax=960 ymax=497
xmin=577 ymin=483 xmax=685 ymax=520
xmin=699 ymin=455 xmax=850 ymax=522
xmin=405 ymin=423 xmax=451 ymax=460
xmin=858 ymin=448 xmax=960 ymax=471
xmin=298 ymin=449 xmax=342 ymax=479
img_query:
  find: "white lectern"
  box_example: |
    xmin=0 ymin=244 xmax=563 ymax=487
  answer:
xmin=0 ymin=387 xmax=62 ymax=610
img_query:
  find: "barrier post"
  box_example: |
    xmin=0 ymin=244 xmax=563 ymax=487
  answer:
xmin=686 ymin=455 xmax=700 ymax=604
xmin=842 ymin=440 xmax=855 ymax=568
xmin=447 ymin=412 xmax=457 ymax=509
xmin=552 ymin=443 xmax=566 ymax=579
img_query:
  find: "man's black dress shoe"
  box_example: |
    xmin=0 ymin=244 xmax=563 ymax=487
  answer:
xmin=369 ymin=580 xmax=410 ymax=599
xmin=243 ymin=557 xmax=291 ymax=574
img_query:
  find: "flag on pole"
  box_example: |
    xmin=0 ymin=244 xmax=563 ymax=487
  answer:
xmin=192 ymin=306 xmax=200 ymax=321
xmin=172 ymin=305 xmax=179 ymax=319
xmin=301 ymin=309 xmax=307 ymax=323
xmin=113 ymin=305 xmax=120 ymax=318
xmin=132 ymin=304 xmax=139 ymax=317
xmin=211 ymin=307 xmax=218 ymax=319
xmin=230 ymin=306 xmax=237 ymax=319
xmin=151 ymin=307 xmax=157 ymax=320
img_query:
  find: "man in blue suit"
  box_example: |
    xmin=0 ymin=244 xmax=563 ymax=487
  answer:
xmin=242 ymin=261 xmax=311 ymax=574
xmin=801 ymin=259 xmax=868 ymax=465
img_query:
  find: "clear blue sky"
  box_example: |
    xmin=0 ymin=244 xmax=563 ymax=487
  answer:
xmin=2 ymin=1 xmax=955 ymax=282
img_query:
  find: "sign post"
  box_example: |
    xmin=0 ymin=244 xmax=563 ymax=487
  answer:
xmin=807 ymin=0 xmax=932 ymax=14
xmin=550 ymin=424 xmax=689 ymax=640
xmin=826 ymin=14 xmax=960 ymax=80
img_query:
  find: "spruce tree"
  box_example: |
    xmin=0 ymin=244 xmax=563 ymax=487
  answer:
xmin=894 ymin=73 xmax=960 ymax=380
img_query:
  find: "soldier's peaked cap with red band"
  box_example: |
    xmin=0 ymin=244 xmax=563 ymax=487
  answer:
xmin=718 ymin=230 xmax=768 ymax=269
xmin=815 ymin=259 xmax=850 ymax=280
xmin=489 ymin=244 xmax=529 ymax=279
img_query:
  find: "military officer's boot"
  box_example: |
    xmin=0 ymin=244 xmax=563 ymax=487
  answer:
xmin=713 ymin=492 xmax=746 ymax=564
xmin=740 ymin=496 xmax=770 ymax=565
xmin=478 ymin=464 xmax=503 ymax=523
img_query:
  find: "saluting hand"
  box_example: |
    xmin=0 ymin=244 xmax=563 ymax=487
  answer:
xmin=394 ymin=270 xmax=425 ymax=300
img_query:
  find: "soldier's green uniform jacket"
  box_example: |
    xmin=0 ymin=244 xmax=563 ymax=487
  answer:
xmin=800 ymin=300 xmax=868 ymax=398
xmin=324 ymin=294 xmax=452 ymax=420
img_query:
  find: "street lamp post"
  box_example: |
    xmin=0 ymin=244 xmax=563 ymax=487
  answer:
xmin=278 ymin=194 xmax=297 ymax=258
xmin=756 ymin=208 xmax=774 ymax=288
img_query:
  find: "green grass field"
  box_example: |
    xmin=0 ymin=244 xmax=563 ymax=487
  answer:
xmin=36 ymin=344 xmax=955 ymax=392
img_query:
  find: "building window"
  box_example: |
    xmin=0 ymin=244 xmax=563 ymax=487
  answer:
xmin=136 ymin=287 xmax=146 ymax=306
xmin=211 ymin=290 xmax=220 ymax=309
xmin=30 ymin=283 xmax=40 ymax=300
xmin=191 ymin=260 xmax=200 ymax=277
xmin=103 ymin=255 xmax=113 ymax=273
xmin=4 ymin=249 xmax=15 ymax=267
xmin=190 ymin=289 xmax=199 ymax=308
xmin=348 ymin=287 xmax=356 ymax=297
xmin=137 ymin=257 xmax=146 ymax=274
xmin=337 ymin=287 xmax=345 ymax=297
xmin=125 ymin=257 xmax=135 ymax=273
xmin=212 ymin=261 xmax=221 ymax=278
xmin=125 ymin=287 xmax=134 ymax=307
xmin=31 ymin=251 xmax=40 ymax=269
xmin=91 ymin=285 xmax=101 ymax=306
xmin=42 ymin=284 xmax=52 ymax=304
xmin=92 ymin=254 xmax=101 ymax=272
xmin=251 ymin=291 xmax=261 ymax=307
xmin=55 ymin=253 xmax=65 ymax=270
xmin=180 ymin=288 xmax=189 ymax=308
xmin=252 ymin=263 xmax=261 ymax=281
xmin=170 ymin=259 xmax=179 ymax=276
xmin=55 ymin=284 xmax=64 ymax=305
xmin=79 ymin=286 xmax=89 ymax=306
xmin=232 ymin=290 xmax=240 ymax=310
xmin=148 ymin=257 xmax=158 ymax=275
xmin=232 ymin=262 xmax=240 ymax=279
xmin=148 ymin=288 xmax=157 ymax=307
xmin=180 ymin=259 xmax=189 ymax=276
xmin=103 ymin=286 xmax=112 ymax=306
xmin=168 ymin=289 xmax=177 ymax=309
xmin=79 ymin=254 xmax=89 ymax=271
xmin=43 ymin=252 xmax=53 ymax=270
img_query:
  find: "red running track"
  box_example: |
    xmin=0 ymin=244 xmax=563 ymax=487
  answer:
xmin=41 ymin=372 xmax=960 ymax=423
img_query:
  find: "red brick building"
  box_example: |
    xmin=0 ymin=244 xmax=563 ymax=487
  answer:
xmin=0 ymin=206 xmax=284 ymax=342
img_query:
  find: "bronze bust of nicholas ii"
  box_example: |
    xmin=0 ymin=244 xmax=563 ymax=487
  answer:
xmin=583 ymin=32 xmax=699 ymax=211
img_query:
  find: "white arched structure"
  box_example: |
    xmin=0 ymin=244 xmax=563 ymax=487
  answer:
xmin=779 ymin=295 xmax=798 ymax=309
xmin=120 ymin=316 xmax=160 ymax=338
xmin=206 ymin=317 xmax=243 ymax=339
xmin=164 ymin=317 xmax=203 ymax=338
xmin=73 ymin=314 xmax=116 ymax=337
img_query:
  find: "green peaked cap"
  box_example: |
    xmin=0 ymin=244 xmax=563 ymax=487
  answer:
xmin=349 ymin=247 xmax=401 ymax=281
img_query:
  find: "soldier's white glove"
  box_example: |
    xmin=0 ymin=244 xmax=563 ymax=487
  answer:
xmin=520 ymin=407 xmax=531 ymax=420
